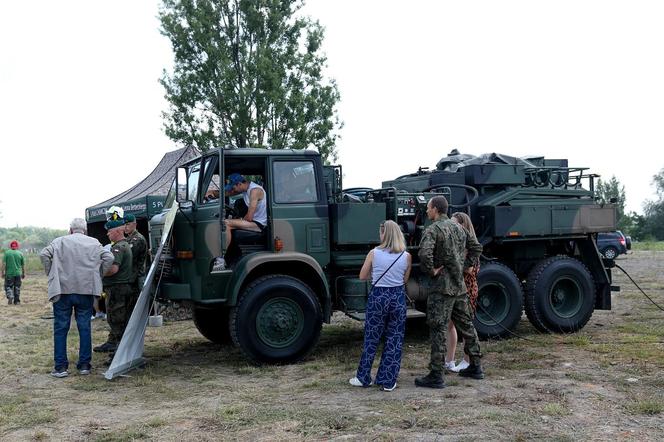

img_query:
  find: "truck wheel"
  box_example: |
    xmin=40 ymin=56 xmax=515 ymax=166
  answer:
xmin=601 ymin=246 xmax=618 ymax=260
xmin=192 ymin=307 xmax=231 ymax=344
xmin=230 ymin=275 xmax=323 ymax=364
xmin=474 ymin=262 xmax=524 ymax=340
xmin=525 ymin=256 xmax=595 ymax=333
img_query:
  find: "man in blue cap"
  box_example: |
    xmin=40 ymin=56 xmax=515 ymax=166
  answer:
xmin=223 ymin=173 xmax=268 ymax=251
xmin=94 ymin=216 xmax=133 ymax=354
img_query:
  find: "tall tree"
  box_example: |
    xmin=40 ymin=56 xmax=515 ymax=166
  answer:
xmin=642 ymin=168 xmax=664 ymax=240
xmin=159 ymin=0 xmax=342 ymax=161
xmin=596 ymin=176 xmax=627 ymax=230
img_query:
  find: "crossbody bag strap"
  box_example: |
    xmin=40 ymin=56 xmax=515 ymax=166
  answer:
xmin=371 ymin=250 xmax=405 ymax=289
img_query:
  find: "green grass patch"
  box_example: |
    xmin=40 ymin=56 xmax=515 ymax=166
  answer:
xmin=627 ymin=399 xmax=664 ymax=415
xmin=632 ymin=241 xmax=664 ymax=251
xmin=542 ymin=403 xmax=570 ymax=416
xmin=94 ymin=427 xmax=150 ymax=442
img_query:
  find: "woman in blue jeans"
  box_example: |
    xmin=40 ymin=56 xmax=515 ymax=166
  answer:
xmin=349 ymin=220 xmax=411 ymax=391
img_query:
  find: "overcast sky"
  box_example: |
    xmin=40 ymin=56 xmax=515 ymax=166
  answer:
xmin=1 ymin=0 xmax=663 ymax=229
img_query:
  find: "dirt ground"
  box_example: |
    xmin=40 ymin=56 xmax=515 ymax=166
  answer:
xmin=1 ymin=251 xmax=663 ymax=441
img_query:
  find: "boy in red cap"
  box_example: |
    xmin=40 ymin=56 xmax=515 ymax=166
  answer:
xmin=3 ymin=240 xmax=25 ymax=304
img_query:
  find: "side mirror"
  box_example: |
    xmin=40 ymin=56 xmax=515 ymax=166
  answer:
xmin=176 ymin=167 xmax=189 ymax=203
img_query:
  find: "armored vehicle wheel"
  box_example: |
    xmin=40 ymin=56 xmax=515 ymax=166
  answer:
xmin=192 ymin=307 xmax=232 ymax=344
xmin=601 ymin=246 xmax=618 ymax=260
xmin=230 ymin=275 xmax=323 ymax=364
xmin=525 ymin=256 xmax=595 ymax=333
xmin=474 ymin=262 xmax=524 ymax=340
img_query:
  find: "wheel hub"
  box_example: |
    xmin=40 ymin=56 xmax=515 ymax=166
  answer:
xmin=548 ymin=277 xmax=583 ymax=318
xmin=476 ymin=283 xmax=510 ymax=326
xmin=256 ymin=297 xmax=304 ymax=348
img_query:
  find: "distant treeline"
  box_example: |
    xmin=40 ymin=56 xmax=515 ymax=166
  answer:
xmin=0 ymin=226 xmax=67 ymax=252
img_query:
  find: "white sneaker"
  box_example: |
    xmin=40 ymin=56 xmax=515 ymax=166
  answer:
xmin=349 ymin=377 xmax=371 ymax=387
xmin=349 ymin=377 xmax=363 ymax=387
xmin=452 ymin=360 xmax=470 ymax=373
xmin=444 ymin=361 xmax=457 ymax=371
xmin=212 ymin=257 xmax=226 ymax=271
xmin=381 ymin=382 xmax=397 ymax=392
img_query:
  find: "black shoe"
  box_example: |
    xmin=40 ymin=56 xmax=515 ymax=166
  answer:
xmin=14 ymin=300 xmax=20 ymax=305
xmin=93 ymin=342 xmax=117 ymax=353
xmin=7 ymin=297 xmax=13 ymax=305
xmin=415 ymin=371 xmax=445 ymax=389
xmin=78 ymin=363 xmax=92 ymax=375
xmin=458 ymin=363 xmax=485 ymax=380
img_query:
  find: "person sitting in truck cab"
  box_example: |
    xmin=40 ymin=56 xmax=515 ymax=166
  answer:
xmin=222 ymin=173 xmax=268 ymax=250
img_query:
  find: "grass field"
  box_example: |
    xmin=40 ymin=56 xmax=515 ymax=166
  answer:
xmin=1 ymin=251 xmax=663 ymax=441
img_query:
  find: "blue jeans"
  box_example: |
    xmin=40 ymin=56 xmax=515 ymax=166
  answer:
xmin=53 ymin=294 xmax=94 ymax=370
xmin=356 ymin=285 xmax=407 ymax=388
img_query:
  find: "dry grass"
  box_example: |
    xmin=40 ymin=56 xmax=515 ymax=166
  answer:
xmin=1 ymin=251 xmax=664 ymax=440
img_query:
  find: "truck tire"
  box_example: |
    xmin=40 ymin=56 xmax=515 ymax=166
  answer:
xmin=474 ymin=262 xmax=524 ymax=340
xmin=525 ymin=256 xmax=595 ymax=333
xmin=601 ymin=246 xmax=618 ymax=260
xmin=230 ymin=275 xmax=323 ymax=364
xmin=192 ymin=307 xmax=231 ymax=344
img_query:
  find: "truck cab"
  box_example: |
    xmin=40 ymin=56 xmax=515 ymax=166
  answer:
xmin=151 ymin=148 xmax=333 ymax=364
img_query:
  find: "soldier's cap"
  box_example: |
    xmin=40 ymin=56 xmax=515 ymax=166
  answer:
xmin=224 ymin=173 xmax=245 ymax=192
xmin=125 ymin=213 xmax=136 ymax=223
xmin=9 ymin=240 xmax=19 ymax=249
xmin=104 ymin=218 xmax=126 ymax=230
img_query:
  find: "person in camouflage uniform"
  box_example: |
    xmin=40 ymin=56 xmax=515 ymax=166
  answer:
xmin=94 ymin=218 xmax=133 ymax=354
xmin=415 ymin=196 xmax=484 ymax=388
xmin=124 ymin=214 xmax=147 ymax=310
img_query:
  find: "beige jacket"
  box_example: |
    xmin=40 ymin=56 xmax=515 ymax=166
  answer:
xmin=40 ymin=233 xmax=114 ymax=302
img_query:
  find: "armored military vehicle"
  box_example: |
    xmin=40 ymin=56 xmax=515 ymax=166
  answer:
xmin=149 ymin=148 xmax=617 ymax=364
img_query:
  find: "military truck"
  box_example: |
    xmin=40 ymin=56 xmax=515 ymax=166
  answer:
xmin=149 ymin=148 xmax=617 ymax=364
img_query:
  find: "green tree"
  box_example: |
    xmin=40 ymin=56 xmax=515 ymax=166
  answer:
xmin=596 ymin=176 xmax=628 ymax=231
xmin=642 ymin=168 xmax=664 ymax=240
xmin=159 ymin=0 xmax=342 ymax=161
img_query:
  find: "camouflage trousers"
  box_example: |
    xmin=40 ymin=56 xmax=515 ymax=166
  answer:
xmin=5 ymin=276 xmax=21 ymax=303
xmin=105 ymin=284 xmax=138 ymax=344
xmin=427 ymin=292 xmax=482 ymax=373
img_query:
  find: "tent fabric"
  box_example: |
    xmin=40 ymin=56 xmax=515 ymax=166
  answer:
xmin=86 ymin=146 xmax=199 ymax=223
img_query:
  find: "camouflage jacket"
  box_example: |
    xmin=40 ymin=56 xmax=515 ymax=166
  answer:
xmin=126 ymin=230 xmax=147 ymax=281
xmin=418 ymin=214 xmax=483 ymax=296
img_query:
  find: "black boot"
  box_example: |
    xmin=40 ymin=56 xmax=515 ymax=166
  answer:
xmin=93 ymin=342 xmax=118 ymax=353
xmin=458 ymin=362 xmax=484 ymax=379
xmin=415 ymin=371 xmax=445 ymax=389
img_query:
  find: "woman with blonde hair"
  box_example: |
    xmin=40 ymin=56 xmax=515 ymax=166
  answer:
xmin=446 ymin=211 xmax=481 ymax=372
xmin=349 ymin=220 xmax=412 ymax=391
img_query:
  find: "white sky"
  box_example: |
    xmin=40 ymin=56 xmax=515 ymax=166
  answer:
xmin=1 ymin=0 xmax=663 ymax=229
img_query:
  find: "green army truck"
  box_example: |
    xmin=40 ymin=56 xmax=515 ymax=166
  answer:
xmin=149 ymin=148 xmax=617 ymax=364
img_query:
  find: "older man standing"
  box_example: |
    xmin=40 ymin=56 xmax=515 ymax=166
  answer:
xmin=94 ymin=217 xmax=133 ymax=354
xmin=40 ymin=218 xmax=114 ymax=378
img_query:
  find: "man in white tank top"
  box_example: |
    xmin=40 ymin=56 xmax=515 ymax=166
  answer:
xmin=223 ymin=173 xmax=268 ymax=250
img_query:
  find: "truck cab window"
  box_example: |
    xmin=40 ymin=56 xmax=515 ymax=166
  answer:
xmin=187 ymin=163 xmax=201 ymax=202
xmin=273 ymin=161 xmax=318 ymax=203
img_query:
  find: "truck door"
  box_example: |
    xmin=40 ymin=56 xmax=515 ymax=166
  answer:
xmin=193 ymin=153 xmax=224 ymax=275
xmin=269 ymin=158 xmax=330 ymax=267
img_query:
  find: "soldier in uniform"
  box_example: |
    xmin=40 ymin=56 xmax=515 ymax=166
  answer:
xmin=94 ymin=217 xmax=133 ymax=354
xmin=124 ymin=214 xmax=147 ymax=308
xmin=415 ymin=196 xmax=484 ymax=388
